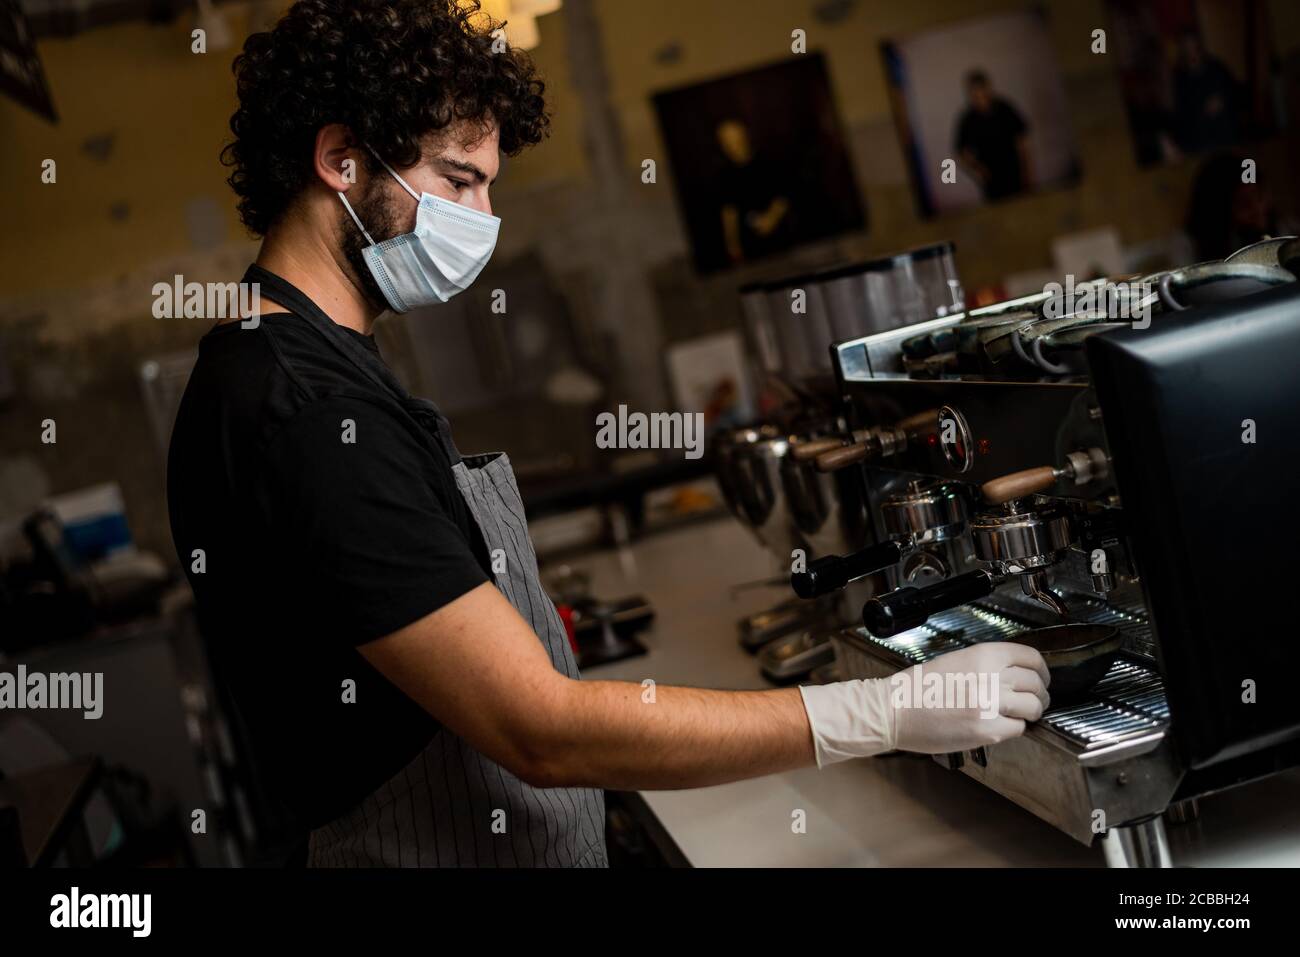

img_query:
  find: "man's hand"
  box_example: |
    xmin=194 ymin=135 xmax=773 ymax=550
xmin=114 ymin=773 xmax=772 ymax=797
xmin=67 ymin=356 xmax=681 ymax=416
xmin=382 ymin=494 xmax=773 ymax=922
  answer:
xmin=958 ymin=148 xmax=989 ymax=186
xmin=747 ymin=196 xmax=790 ymax=236
xmin=892 ymin=642 xmax=1050 ymax=754
xmin=798 ymin=642 xmax=1049 ymax=766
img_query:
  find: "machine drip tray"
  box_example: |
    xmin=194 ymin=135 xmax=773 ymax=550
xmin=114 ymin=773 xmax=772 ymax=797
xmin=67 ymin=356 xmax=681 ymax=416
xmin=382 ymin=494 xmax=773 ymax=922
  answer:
xmin=834 ymin=596 xmax=1170 ymax=751
xmin=833 ymin=596 xmax=1180 ymax=847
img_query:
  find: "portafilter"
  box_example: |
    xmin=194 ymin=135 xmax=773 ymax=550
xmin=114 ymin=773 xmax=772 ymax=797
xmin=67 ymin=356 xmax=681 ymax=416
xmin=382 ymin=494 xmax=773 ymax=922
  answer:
xmin=790 ymin=480 xmax=968 ymax=600
xmin=860 ymin=466 xmax=1088 ymax=637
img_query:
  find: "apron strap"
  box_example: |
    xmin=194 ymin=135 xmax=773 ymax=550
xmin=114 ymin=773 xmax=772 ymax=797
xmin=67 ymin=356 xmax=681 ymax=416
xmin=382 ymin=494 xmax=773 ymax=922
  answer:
xmin=243 ymin=263 xmax=462 ymax=463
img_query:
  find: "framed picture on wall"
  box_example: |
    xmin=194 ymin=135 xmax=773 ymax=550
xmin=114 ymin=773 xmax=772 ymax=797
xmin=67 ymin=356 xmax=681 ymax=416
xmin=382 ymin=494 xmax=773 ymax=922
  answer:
xmin=665 ymin=331 xmax=755 ymax=433
xmin=1106 ymin=0 xmax=1283 ymax=168
xmin=882 ymin=8 xmax=1081 ymax=217
xmin=652 ymin=53 xmax=866 ymax=274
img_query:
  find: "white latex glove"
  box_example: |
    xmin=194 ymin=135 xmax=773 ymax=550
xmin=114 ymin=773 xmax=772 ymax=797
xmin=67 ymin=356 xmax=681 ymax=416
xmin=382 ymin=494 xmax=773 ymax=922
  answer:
xmin=799 ymin=642 xmax=1050 ymax=767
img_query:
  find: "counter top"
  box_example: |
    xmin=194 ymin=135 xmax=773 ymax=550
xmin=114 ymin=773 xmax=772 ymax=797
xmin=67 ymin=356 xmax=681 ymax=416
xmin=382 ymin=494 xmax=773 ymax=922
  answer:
xmin=578 ymin=516 xmax=1300 ymax=867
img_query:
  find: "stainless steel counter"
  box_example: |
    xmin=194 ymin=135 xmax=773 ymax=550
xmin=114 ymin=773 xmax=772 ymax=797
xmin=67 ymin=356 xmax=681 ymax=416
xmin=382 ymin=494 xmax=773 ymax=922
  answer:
xmin=577 ymin=515 xmax=1300 ymax=867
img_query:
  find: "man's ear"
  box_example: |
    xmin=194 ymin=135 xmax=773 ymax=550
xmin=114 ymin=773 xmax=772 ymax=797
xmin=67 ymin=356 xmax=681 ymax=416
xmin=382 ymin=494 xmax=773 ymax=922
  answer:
xmin=314 ymin=123 xmax=361 ymax=193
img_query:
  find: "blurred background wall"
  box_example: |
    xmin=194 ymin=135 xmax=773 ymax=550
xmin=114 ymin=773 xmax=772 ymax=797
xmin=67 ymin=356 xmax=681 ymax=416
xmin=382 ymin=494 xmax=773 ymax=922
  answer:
xmin=3 ymin=0 xmax=1300 ymax=561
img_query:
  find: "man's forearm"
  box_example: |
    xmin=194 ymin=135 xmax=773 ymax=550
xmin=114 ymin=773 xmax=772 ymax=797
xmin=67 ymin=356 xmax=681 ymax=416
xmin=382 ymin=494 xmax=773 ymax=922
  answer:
xmin=361 ymin=584 xmax=817 ymax=791
xmin=361 ymin=585 xmax=1047 ymax=794
xmin=526 ymin=679 xmax=816 ymax=790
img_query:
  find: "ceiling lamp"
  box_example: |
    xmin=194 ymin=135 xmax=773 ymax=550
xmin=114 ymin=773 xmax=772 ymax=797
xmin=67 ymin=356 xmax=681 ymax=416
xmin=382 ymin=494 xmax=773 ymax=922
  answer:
xmin=470 ymin=0 xmax=559 ymax=51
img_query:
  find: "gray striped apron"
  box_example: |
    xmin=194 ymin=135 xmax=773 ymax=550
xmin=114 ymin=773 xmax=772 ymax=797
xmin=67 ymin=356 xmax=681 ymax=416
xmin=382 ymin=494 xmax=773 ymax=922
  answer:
xmin=241 ymin=266 xmax=607 ymax=867
xmin=306 ymin=450 xmax=608 ymax=867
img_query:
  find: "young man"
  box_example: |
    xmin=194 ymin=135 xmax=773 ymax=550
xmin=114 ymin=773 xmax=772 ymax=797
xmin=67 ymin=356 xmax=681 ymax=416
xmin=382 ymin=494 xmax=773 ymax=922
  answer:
xmin=168 ymin=0 xmax=1049 ymax=868
xmin=954 ymin=70 xmax=1033 ymax=202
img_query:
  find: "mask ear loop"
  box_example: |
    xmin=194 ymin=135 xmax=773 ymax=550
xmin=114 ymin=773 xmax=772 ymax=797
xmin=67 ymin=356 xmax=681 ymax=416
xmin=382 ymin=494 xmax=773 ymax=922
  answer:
xmin=336 ymin=190 xmax=376 ymax=246
xmin=365 ymin=145 xmax=422 ymax=202
xmin=336 ymin=144 xmax=422 ymax=246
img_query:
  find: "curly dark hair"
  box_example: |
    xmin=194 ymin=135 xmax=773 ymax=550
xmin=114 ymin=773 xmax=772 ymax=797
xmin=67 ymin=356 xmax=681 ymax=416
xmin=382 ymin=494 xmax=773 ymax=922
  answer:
xmin=221 ymin=0 xmax=549 ymax=235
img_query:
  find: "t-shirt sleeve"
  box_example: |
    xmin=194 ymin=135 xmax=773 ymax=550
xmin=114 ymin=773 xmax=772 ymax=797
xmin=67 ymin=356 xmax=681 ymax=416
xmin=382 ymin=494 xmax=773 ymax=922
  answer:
xmin=255 ymin=395 xmax=489 ymax=645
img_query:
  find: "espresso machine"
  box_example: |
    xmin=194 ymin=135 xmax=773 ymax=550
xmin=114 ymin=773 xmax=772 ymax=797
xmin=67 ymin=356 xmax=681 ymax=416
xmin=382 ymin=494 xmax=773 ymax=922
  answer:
xmin=800 ymin=237 xmax=1300 ymax=866
xmin=719 ymin=245 xmax=965 ymax=682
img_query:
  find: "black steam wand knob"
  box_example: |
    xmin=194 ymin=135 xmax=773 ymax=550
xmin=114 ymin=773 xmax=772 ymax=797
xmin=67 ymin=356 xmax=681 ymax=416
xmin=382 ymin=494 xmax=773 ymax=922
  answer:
xmin=861 ymin=569 xmax=998 ymax=637
xmin=790 ymin=540 xmax=907 ymax=600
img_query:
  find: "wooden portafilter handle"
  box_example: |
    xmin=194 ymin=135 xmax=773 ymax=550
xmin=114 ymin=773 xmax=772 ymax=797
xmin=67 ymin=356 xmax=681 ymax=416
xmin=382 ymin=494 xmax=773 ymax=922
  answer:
xmin=981 ymin=465 xmax=1060 ymax=505
xmin=896 ymin=409 xmax=940 ymax=434
xmin=815 ymin=442 xmax=872 ymax=472
xmin=790 ymin=437 xmax=845 ymax=461
xmin=812 ymin=411 xmax=938 ymax=473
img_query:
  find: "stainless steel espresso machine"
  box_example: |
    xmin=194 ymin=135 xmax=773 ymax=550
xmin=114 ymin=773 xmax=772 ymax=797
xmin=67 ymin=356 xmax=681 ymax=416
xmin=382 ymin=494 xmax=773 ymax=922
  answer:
xmin=793 ymin=237 xmax=1300 ymax=866
xmin=716 ymin=245 xmax=965 ymax=683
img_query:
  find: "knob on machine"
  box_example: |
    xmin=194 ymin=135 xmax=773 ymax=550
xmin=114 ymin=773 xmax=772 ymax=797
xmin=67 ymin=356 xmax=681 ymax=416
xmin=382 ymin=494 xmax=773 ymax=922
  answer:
xmin=979 ymin=448 xmax=1109 ymax=504
xmin=810 ymin=410 xmax=940 ymax=473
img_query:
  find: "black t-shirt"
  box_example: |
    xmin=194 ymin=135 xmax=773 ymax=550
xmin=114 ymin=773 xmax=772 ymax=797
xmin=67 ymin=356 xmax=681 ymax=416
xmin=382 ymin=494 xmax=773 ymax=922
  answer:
xmin=716 ymin=156 xmax=792 ymax=261
xmin=1173 ymin=58 xmax=1239 ymax=153
xmin=955 ymin=98 xmax=1029 ymax=200
xmin=167 ymin=311 xmax=490 ymax=828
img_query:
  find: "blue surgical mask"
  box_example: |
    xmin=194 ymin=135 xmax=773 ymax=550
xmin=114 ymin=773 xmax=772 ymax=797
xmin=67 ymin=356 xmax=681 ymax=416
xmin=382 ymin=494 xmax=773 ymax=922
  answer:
xmin=337 ymin=148 xmax=500 ymax=313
